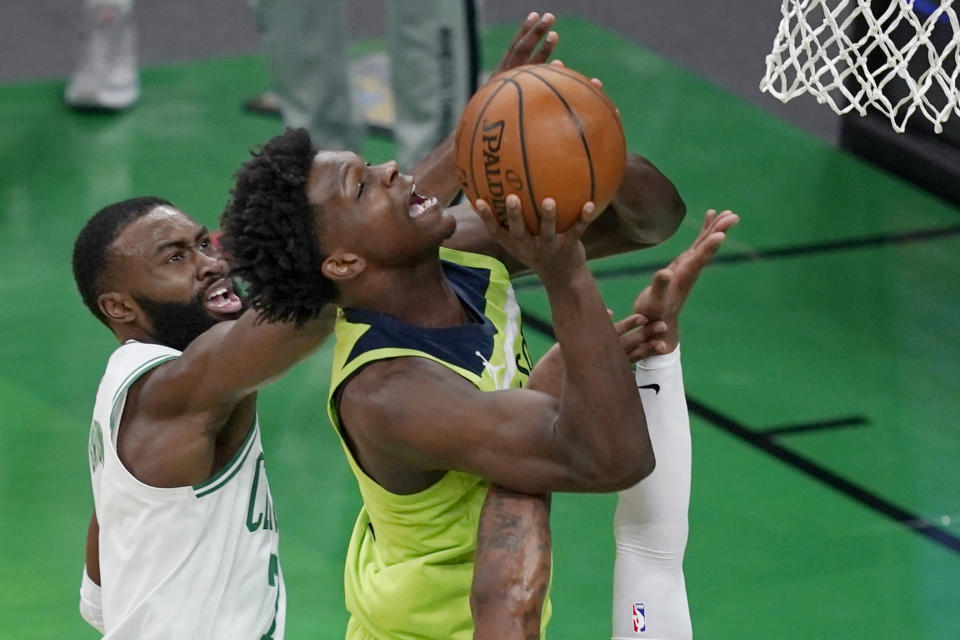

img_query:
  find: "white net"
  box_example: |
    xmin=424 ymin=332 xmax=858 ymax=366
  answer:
xmin=760 ymin=0 xmax=960 ymax=133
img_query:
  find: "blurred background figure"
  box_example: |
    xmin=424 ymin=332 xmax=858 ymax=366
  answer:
xmin=63 ymin=0 xmax=480 ymax=170
xmin=65 ymin=0 xmax=139 ymax=111
xmin=254 ymin=0 xmax=480 ymax=169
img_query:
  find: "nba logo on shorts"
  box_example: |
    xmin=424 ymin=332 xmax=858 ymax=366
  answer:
xmin=632 ymin=602 xmax=646 ymax=633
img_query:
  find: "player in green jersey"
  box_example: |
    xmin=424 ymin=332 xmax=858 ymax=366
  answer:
xmin=220 ymin=118 xmax=685 ymax=639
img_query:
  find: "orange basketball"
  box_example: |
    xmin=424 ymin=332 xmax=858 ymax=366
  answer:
xmin=454 ymin=63 xmax=626 ymax=233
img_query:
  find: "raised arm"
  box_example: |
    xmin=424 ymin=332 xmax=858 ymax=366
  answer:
xmin=339 ymin=196 xmax=653 ymax=494
xmin=526 ymin=209 xmax=738 ymax=396
xmin=412 ymin=12 xmax=559 ymax=205
xmin=444 ymin=150 xmax=685 ymax=274
xmin=405 ymin=12 xmax=683 ymax=268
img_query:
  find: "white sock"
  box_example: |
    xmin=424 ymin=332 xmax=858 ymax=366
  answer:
xmin=612 ymin=346 xmax=692 ymax=639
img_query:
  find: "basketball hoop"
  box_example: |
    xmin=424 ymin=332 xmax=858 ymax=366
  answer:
xmin=760 ymin=0 xmax=960 ymax=133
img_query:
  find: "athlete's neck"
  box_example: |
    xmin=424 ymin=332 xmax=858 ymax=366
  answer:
xmin=341 ymin=257 xmax=469 ymax=328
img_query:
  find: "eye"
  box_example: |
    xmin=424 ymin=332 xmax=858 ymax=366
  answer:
xmin=198 ymin=239 xmax=211 ymax=250
xmin=168 ymin=251 xmax=184 ymax=263
xmin=357 ymin=181 xmax=365 ymax=199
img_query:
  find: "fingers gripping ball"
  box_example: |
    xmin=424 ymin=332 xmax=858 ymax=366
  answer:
xmin=455 ymin=63 xmax=626 ymax=232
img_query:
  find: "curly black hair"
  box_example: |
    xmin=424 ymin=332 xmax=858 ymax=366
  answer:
xmin=220 ymin=128 xmax=337 ymax=325
xmin=73 ymin=196 xmax=174 ymax=327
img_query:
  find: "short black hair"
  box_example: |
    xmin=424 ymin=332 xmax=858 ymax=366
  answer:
xmin=72 ymin=196 xmax=174 ymax=326
xmin=220 ymin=128 xmax=336 ymax=325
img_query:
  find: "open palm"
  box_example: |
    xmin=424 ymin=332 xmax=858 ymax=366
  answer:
xmin=630 ymin=209 xmax=739 ymax=352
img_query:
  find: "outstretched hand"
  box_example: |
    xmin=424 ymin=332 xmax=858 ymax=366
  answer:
xmin=474 ymin=194 xmax=599 ymax=285
xmin=494 ymin=12 xmax=558 ymax=75
xmin=628 ymin=209 xmax=739 ymax=354
xmin=522 ymin=209 xmax=734 ymax=394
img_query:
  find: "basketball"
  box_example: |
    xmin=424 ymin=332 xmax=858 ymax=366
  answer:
xmin=454 ymin=63 xmax=627 ymax=233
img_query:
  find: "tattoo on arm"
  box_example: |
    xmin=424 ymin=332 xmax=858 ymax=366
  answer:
xmin=471 ymin=485 xmax=552 ymax=640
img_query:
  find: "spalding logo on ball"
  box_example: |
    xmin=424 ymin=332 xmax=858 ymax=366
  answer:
xmin=454 ymin=63 xmax=626 ymax=233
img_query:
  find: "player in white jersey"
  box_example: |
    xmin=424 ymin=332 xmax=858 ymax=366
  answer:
xmin=87 ymin=341 xmax=285 ymax=638
xmin=72 ymin=196 xmax=337 ymax=639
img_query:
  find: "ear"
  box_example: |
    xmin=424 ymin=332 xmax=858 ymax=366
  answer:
xmin=321 ymin=251 xmax=365 ymax=282
xmin=97 ymin=292 xmax=138 ymax=325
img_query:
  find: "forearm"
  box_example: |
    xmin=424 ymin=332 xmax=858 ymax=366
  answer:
xmin=171 ymin=305 xmax=337 ymax=410
xmin=216 ymin=306 xmax=336 ymax=396
xmin=471 ymin=485 xmax=551 ymax=640
xmin=411 ymin=133 xmax=461 ymax=207
xmin=544 ymin=267 xmax=651 ymax=484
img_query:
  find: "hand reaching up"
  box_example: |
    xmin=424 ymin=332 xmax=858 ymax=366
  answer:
xmin=629 ymin=209 xmax=739 ymax=354
xmin=494 ymin=12 xmax=559 ymax=75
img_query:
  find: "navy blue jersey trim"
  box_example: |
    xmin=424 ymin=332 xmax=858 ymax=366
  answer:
xmin=343 ymin=260 xmax=496 ymax=375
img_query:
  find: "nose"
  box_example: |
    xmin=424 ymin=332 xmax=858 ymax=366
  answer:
xmin=380 ymin=161 xmax=399 ymax=187
xmin=196 ymin=248 xmax=224 ymax=281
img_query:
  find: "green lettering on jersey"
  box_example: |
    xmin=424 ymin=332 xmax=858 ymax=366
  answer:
xmin=260 ymin=553 xmax=281 ymax=640
xmin=88 ymin=420 xmax=104 ymax=473
xmin=246 ymin=453 xmax=277 ymax=533
xmin=267 ymin=552 xmax=279 ymax=586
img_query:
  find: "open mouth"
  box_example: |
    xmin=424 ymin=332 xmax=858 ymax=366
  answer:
xmin=408 ymin=186 xmax=439 ymax=219
xmin=203 ymin=278 xmax=244 ymax=315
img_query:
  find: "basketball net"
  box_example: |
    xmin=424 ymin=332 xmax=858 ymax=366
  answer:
xmin=760 ymin=0 xmax=960 ymax=133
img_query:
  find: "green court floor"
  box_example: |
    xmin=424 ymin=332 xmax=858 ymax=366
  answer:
xmin=1 ymin=18 xmax=957 ymax=639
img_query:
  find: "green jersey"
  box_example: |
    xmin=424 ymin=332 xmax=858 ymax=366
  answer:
xmin=327 ymin=247 xmax=549 ymax=639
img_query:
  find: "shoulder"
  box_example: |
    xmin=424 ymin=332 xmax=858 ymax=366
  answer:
xmin=99 ymin=341 xmax=181 ymax=400
xmin=106 ymin=340 xmax=180 ymax=373
xmin=126 ymin=320 xmax=239 ymax=418
xmin=139 ymin=321 xmax=235 ymax=383
xmin=439 ymin=245 xmax=509 ymax=279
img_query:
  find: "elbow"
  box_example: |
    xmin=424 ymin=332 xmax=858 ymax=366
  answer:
xmin=649 ymin=203 xmax=685 ymax=249
xmin=602 ymin=450 xmax=655 ymax=492
xmin=595 ymin=411 xmax=657 ymax=491
xmin=648 ymin=183 xmax=686 ymax=247
xmin=620 ymin=448 xmax=656 ymax=489
xmin=576 ymin=447 xmax=655 ymax=492
xmin=667 ymin=189 xmax=687 ymax=232
xmin=615 ymin=154 xmax=688 ymax=248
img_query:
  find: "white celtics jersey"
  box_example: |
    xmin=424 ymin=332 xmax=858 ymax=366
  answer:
xmin=87 ymin=341 xmax=285 ymax=639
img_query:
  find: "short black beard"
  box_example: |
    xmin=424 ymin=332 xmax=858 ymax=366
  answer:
xmin=134 ymin=291 xmax=221 ymax=352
